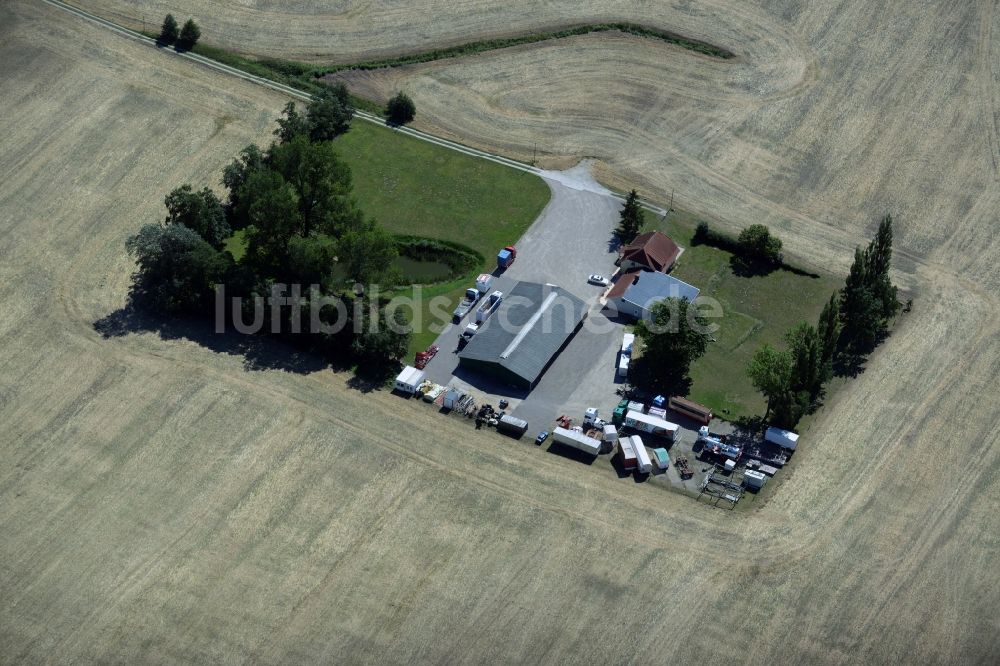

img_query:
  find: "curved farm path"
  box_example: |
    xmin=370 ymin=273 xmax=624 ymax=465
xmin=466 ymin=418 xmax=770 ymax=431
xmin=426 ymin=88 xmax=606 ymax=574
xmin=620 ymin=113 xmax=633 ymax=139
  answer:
xmin=2 ymin=1 xmax=1000 ymax=664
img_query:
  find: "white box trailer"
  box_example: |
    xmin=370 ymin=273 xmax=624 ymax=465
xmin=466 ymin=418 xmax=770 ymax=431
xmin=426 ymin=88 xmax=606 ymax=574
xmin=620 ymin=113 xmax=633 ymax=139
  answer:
xmin=552 ymin=427 xmax=602 ymax=456
xmin=475 ymin=273 xmax=494 ymax=295
xmin=621 ymin=332 xmax=635 ymax=356
xmin=765 ymin=427 xmax=799 ymax=451
xmin=617 ymin=354 xmax=630 ymax=379
xmin=602 ymin=424 xmax=618 ymax=443
xmin=394 ymin=366 xmax=426 ymax=394
xmin=744 ymin=469 xmax=767 ymax=489
xmin=497 ymin=414 xmax=528 ymax=438
xmin=631 ymin=435 xmax=653 ymax=474
xmin=623 ymin=410 xmax=679 ymax=441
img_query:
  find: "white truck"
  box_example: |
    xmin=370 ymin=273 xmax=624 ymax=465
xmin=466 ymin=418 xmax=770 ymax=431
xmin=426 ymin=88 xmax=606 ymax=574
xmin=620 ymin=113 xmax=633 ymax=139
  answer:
xmin=552 ymin=427 xmax=602 ymax=456
xmin=623 ymin=410 xmax=679 ymax=442
xmin=631 ymin=435 xmax=653 ymax=474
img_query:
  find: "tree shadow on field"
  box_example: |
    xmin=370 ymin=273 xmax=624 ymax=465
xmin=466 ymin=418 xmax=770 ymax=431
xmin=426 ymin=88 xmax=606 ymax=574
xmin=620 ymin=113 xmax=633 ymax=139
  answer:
xmin=93 ymin=301 xmax=342 ymax=376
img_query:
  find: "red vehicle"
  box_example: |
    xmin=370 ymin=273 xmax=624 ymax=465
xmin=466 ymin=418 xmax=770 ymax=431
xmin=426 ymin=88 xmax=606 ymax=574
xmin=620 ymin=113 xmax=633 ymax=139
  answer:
xmin=414 ymin=345 xmax=440 ymax=369
xmin=496 ymin=245 xmax=517 ymax=270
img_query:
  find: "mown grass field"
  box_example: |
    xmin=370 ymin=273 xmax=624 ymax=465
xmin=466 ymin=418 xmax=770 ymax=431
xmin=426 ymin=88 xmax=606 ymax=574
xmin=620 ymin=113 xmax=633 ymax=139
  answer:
xmin=650 ymin=210 xmax=842 ymax=420
xmin=338 ymin=122 xmax=550 ymax=352
xmin=225 ymin=119 xmax=551 ymax=354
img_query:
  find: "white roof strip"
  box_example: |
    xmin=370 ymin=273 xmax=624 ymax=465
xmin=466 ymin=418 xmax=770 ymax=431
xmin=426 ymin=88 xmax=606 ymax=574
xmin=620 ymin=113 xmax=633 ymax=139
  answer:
xmin=499 ymin=291 xmax=559 ymax=359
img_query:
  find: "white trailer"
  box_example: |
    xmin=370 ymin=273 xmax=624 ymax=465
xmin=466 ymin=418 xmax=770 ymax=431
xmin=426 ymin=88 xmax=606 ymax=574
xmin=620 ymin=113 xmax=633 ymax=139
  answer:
xmin=497 ymin=414 xmax=529 ymax=438
xmin=631 ymin=435 xmax=653 ymax=474
xmin=602 ymin=424 xmax=618 ymax=443
xmin=617 ymin=354 xmax=630 ymax=379
xmin=623 ymin=410 xmax=679 ymax=441
xmin=475 ymin=290 xmax=503 ymax=323
xmin=475 ymin=273 xmax=494 ymax=295
xmin=394 ymin=365 xmax=426 ymax=394
xmin=552 ymin=427 xmax=602 ymax=456
xmin=621 ymin=332 xmax=635 ymax=356
xmin=765 ymin=427 xmax=799 ymax=451
xmin=744 ymin=469 xmax=767 ymax=489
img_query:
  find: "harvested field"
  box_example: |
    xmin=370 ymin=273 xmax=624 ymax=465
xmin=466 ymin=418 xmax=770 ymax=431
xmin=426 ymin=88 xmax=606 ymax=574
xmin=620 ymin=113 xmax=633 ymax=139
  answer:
xmin=3 ymin=2 xmax=1000 ymax=665
xmin=72 ymin=0 xmax=785 ymax=63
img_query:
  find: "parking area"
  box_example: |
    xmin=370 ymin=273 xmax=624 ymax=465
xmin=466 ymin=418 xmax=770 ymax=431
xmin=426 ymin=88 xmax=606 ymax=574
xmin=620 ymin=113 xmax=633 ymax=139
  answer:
xmin=420 ymin=163 xmax=626 ymax=420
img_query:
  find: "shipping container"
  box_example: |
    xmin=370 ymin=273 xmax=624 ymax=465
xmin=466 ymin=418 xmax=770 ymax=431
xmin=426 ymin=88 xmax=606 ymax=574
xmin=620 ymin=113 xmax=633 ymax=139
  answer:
xmin=668 ymin=396 xmax=713 ymax=425
xmin=497 ymin=414 xmax=528 ymax=438
xmin=618 ymin=436 xmax=637 ymax=469
xmin=653 ymin=448 xmax=669 ymax=471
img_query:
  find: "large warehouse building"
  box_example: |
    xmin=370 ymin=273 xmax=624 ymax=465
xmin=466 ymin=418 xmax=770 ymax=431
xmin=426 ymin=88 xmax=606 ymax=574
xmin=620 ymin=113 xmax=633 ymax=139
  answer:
xmin=458 ymin=281 xmax=587 ymax=389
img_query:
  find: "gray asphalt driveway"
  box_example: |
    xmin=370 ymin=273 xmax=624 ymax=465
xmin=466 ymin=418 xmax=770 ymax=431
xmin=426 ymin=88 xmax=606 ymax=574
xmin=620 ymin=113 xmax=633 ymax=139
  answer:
xmin=419 ymin=163 xmax=630 ymax=429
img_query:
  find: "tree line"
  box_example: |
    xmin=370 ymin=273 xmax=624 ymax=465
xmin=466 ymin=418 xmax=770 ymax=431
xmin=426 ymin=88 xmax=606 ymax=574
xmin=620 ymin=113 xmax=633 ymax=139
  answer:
xmin=747 ymin=215 xmax=900 ymax=427
xmin=126 ymin=84 xmax=411 ymax=373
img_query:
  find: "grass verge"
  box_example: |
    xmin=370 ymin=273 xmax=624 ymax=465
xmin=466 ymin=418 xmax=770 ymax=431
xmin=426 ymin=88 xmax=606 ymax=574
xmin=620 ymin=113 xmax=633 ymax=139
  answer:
xmin=647 ymin=209 xmax=842 ymax=421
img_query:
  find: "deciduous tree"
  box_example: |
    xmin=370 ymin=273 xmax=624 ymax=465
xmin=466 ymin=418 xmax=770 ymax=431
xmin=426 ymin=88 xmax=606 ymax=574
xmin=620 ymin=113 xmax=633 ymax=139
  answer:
xmin=337 ymin=224 xmax=398 ymax=285
xmin=635 ymin=297 xmax=708 ymax=394
xmin=274 ymin=102 xmax=309 ymax=144
xmin=268 ymin=136 xmax=361 ymax=236
xmin=222 ymin=143 xmax=266 ymax=221
xmin=164 ymin=185 xmax=230 ymax=249
xmin=385 ymin=92 xmax=416 ymax=125
xmin=126 ymin=223 xmax=229 ymax=313
xmin=746 ymin=344 xmax=792 ymax=418
xmin=308 ymin=83 xmax=354 ymax=141
xmin=737 ymin=224 xmax=783 ymax=265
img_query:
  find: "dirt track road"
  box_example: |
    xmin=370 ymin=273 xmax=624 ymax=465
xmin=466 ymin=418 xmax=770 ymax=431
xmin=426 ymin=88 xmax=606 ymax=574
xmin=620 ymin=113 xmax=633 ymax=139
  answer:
xmin=1 ymin=1 xmax=999 ymax=664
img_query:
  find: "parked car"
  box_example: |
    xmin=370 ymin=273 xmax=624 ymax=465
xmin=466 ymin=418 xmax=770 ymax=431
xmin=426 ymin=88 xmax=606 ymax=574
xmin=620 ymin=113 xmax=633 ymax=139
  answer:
xmin=535 ymin=430 xmax=550 ymax=444
xmin=588 ymin=274 xmax=610 ymax=287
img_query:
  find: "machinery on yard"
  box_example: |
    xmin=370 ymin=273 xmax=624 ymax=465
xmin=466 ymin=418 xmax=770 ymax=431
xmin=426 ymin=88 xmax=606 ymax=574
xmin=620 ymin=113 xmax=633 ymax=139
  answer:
xmin=414 ymin=345 xmax=439 ymax=369
xmin=675 ymin=457 xmax=694 ymax=480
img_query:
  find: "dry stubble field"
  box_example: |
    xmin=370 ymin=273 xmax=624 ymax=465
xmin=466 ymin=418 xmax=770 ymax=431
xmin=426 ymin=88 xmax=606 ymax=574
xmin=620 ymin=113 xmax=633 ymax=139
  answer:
xmin=3 ymin=0 xmax=1000 ymax=663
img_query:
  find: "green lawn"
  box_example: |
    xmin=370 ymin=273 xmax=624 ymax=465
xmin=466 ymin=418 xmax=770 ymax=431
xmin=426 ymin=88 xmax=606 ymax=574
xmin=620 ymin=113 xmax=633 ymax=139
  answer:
xmin=649 ymin=210 xmax=843 ymax=421
xmin=225 ymin=121 xmax=551 ymax=355
xmin=335 ymin=122 xmax=550 ymax=354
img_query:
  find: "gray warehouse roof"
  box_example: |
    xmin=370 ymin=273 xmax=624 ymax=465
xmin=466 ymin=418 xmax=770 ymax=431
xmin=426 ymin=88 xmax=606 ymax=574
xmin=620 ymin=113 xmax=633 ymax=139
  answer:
xmin=458 ymin=281 xmax=587 ymax=388
xmin=611 ymin=269 xmax=700 ymax=308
